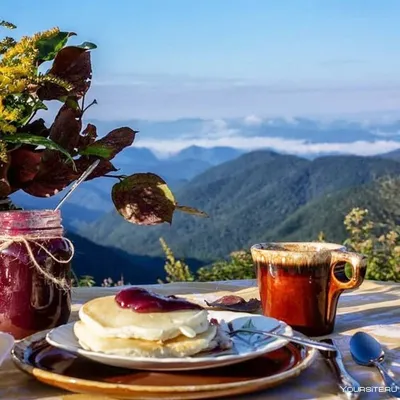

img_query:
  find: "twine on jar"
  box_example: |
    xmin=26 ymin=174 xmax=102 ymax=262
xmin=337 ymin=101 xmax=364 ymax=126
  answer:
xmin=0 ymin=235 xmax=75 ymax=291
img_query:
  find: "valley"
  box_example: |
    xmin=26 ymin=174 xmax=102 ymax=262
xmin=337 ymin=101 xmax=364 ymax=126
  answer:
xmin=10 ymin=116 xmax=400 ymax=285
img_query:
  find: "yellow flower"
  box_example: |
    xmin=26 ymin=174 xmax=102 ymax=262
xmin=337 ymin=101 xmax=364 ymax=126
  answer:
xmin=0 ymin=140 xmax=7 ymax=162
xmin=0 ymin=27 xmax=61 ymax=97
xmin=0 ymin=27 xmax=65 ymax=134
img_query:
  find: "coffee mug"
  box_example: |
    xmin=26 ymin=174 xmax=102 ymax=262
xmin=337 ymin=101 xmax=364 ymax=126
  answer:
xmin=250 ymin=242 xmax=367 ymax=336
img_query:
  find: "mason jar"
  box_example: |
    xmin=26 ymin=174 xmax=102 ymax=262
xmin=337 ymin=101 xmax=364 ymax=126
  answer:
xmin=0 ymin=209 xmax=72 ymax=339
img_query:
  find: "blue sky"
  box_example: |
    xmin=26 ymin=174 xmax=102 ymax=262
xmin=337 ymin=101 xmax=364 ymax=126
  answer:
xmin=3 ymin=1 xmax=400 ymax=120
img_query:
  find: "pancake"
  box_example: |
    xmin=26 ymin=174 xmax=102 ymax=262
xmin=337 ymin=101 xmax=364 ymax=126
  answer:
xmin=79 ymin=295 xmax=209 ymax=341
xmin=73 ymin=320 xmax=231 ymax=358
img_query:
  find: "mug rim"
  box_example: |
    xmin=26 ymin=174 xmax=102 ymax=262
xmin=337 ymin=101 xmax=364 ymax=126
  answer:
xmin=251 ymin=241 xmax=346 ymax=253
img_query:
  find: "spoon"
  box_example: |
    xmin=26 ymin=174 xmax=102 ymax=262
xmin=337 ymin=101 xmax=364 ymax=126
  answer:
xmin=54 ymin=159 xmax=100 ymax=211
xmin=350 ymin=331 xmax=400 ymax=397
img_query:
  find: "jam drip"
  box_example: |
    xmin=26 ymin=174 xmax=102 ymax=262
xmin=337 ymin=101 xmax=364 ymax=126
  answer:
xmin=115 ymin=287 xmax=204 ymax=313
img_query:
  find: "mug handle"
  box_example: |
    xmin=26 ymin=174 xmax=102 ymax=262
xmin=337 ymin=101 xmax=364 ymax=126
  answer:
xmin=327 ymin=250 xmax=367 ymax=324
xmin=330 ymin=250 xmax=367 ymax=290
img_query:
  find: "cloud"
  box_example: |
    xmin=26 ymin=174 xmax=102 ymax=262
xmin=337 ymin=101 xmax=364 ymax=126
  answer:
xmin=135 ymin=134 xmax=400 ymax=157
xmin=243 ymin=115 xmax=263 ymax=126
xmin=197 ymin=119 xmax=238 ymax=138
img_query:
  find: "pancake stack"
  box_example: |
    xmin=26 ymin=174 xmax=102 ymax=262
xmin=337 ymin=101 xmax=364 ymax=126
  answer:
xmin=74 ymin=287 xmax=232 ymax=358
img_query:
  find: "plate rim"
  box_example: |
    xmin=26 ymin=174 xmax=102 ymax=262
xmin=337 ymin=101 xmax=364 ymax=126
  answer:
xmin=12 ymin=329 xmax=318 ymax=394
xmin=45 ymin=310 xmax=289 ymax=366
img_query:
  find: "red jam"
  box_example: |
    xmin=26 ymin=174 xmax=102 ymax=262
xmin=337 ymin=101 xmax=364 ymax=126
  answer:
xmin=115 ymin=287 xmax=204 ymax=313
xmin=0 ymin=210 xmax=72 ymax=339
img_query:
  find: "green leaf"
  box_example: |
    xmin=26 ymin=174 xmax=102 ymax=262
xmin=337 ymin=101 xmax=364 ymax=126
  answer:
xmin=58 ymin=96 xmax=80 ymax=110
xmin=79 ymin=144 xmax=112 ymax=158
xmin=32 ymin=100 xmax=48 ymax=112
xmin=76 ymin=41 xmax=97 ymax=50
xmin=17 ymin=99 xmax=48 ymax=126
xmin=2 ymin=134 xmax=74 ymax=165
xmin=176 ymin=205 xmax=208 ymax=217
xmin=36 ymin=31 xmax=76 ymax=62
xmin=66 ymin=97 xmax=79 ymax=109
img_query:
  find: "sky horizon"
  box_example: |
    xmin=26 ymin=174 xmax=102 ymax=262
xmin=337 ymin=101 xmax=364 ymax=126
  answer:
xmin=3 ymin=0 xmax=400 ymax=121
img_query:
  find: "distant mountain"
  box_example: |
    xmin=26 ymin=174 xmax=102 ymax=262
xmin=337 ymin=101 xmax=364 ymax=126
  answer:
xmin=170 ymin=146 xmax=244 ymax=165
xmin=80 ymin=151 xmax=400 ymax=263
xmin=112 ymin=147 xmax=212 ymax=181
xmin=115 ymin=147 xmax=159 ymax=166
xmin=377 ymin=149 xmax=400 ymax=161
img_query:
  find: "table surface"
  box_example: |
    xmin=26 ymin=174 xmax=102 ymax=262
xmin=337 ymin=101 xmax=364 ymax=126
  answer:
xmin=1 ymin=279 xmax=400 ymax=400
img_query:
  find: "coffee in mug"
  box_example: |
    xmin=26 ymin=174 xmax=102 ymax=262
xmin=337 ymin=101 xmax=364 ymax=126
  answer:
xmin=251 ymin=242 xmax=367 ymax=336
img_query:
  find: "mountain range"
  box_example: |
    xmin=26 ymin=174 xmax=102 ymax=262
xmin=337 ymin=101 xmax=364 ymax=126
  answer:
xmin=78 ymin=149 xmax=400 ymax=269
xmin=9 ymin=114 xmax=400 ymax=284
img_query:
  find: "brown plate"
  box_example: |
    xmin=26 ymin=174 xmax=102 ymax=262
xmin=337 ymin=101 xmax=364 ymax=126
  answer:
xmin=12 ymin=330 xmax=317 ymax=399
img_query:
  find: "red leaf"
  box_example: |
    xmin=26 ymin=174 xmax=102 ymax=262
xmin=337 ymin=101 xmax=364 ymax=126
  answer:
xmin=111 ymin=173 xmax=176 ymax=225
xmin=0 ymin=161 xmax=11 ymax=197
xmin=51 ymin=46 xmax=92 ymax=97
xmin=82 ymin=127 xmax=136 ymax=160
xmin=50 ymin=46 xmax=87 ymax=75
xmin=37 ymin=46 xmax=92 ymax=100
xmin=205 ymin=296 xmax=261 ymax=313
xmin=17 ymin=119 xmax=49 ymax=138
xmin=48 ymin=105 xmax=82 ymax=153
xmin=17 ymin=106 xmax=80 ymax=197
xmin=23 ymin=154 xmax=117 ymax=197
xmin=23 ymin=158 xmax=79 ymax=197
xmin=78 ymin=123 xmax=97 ymax=148
xmin=8 ymin=148 xmax=43 ymax=189
xmin=36 ymin=84 xmax=68 ymax=101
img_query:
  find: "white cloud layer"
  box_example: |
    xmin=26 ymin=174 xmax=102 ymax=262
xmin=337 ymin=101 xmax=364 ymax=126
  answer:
xmin=135 ymin=134 xmax=400 ymax=157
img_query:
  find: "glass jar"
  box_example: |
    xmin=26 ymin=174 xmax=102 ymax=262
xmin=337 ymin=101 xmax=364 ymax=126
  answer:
xmin=0 ymin=209 xmax=72 ymax=339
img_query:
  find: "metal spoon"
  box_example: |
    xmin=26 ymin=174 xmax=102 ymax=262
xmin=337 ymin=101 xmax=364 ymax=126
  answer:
xmin=228 ymin=328 xmax=337 ymax=352
xmin=54 ymin=159 xmax=100 ymax=211
xmin=350 ymin=331 xmax=400 ymax=397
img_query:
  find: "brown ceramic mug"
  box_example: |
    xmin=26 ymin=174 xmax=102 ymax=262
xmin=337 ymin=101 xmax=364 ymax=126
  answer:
xmin=250 ymin=242 xmax=367 ymax=336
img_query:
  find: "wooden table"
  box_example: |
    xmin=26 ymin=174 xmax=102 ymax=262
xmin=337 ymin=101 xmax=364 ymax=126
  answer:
xmin=1 ymin=279 xmax=400 ymax=399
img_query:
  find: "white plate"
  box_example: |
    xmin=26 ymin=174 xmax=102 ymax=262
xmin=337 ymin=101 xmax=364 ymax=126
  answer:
xmin=46 ymin=311 xmax=292 ymax=371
